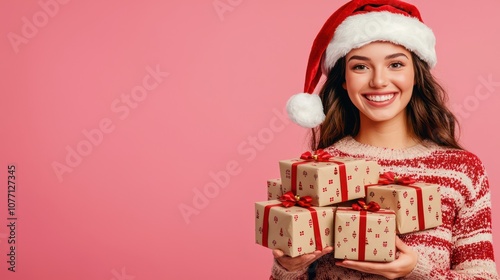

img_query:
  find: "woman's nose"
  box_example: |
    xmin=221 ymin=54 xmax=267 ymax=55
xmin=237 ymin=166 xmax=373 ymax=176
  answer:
xmin=369 ymin=68 xmax=389 ymax=88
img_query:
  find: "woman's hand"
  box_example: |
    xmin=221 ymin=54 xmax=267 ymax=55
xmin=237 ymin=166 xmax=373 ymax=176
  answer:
xmin=335 ymin=236 xmax=418 ymax=279
xmin=272 ymin=246 xmax=333 ymax=272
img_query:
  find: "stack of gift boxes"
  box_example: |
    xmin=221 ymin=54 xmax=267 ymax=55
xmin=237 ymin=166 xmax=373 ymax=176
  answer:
xmin=255 ymin=151 xmax=442 ymax=261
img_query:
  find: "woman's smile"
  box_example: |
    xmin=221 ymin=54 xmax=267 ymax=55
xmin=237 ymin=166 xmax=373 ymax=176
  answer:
xmin=362 ymin=92 xmax=397 ymax=106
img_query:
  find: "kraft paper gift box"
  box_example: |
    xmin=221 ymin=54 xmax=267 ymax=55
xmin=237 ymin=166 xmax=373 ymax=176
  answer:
xmin=255 ymin=199 xmax=335 ymax=257
xmin=364 ymin=161 xmax=381 ymax=185
xmin=279 ymin=154 xmax=367 ymax=206
xmin=267 ymin=178 xmax=291 ymax=200
xmin=334 ymin=206 xmax=396 ymax=262
xmin=365 ymin=179 xmax=442 ymax=234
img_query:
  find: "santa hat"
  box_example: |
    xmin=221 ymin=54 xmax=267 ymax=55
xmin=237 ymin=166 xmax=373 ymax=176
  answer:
xmin=287 ymin=0 xmax=436 ymax=128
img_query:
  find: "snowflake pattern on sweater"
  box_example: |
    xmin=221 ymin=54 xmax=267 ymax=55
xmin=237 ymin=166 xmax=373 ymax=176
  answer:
xmin=271 ymin=137 xmax=498 ymax=280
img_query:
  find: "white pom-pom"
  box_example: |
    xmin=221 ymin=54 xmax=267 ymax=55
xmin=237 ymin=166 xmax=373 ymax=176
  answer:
xmin=286 ymin=93 xmax=325 ymax=128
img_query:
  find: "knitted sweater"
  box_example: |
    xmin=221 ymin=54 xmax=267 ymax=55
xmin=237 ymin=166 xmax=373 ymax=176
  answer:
xmin=271 ymin=137 xmax=498 ymax=279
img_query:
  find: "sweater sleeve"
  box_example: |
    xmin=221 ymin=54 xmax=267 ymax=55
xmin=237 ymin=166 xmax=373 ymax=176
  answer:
xmin=405 ymin=158 xmax=499 ymax=279
xmin=270 ymin=260 xmax=308 ymax=280
xmin=448 ymin=169 xmax=498 ymax=279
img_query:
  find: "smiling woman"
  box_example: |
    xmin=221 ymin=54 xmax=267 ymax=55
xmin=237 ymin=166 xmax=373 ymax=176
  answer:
xmin=271 ymin=0 xmax=499 ymax=279
xmin=343 ymin=43 xmax=415 ymax=135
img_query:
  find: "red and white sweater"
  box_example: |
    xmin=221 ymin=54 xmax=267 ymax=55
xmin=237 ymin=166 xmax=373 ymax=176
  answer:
xmin=271 ymin=137 xmax=499 ymax=279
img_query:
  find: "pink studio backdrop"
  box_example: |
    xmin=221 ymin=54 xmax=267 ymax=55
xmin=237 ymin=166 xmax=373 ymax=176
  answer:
xmin=0 ymin=1 xmax=499 ymax=279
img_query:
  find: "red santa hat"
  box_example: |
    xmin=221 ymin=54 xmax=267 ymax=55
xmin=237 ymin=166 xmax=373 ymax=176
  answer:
xmin=287 ymin=0 xmax=436 ymax=128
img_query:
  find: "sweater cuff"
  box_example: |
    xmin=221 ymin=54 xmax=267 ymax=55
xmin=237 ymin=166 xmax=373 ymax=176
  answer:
xmin=402 ymin=252 xmax=430 ymax=279
xmin=271 ymin=259 xmax=308 ymax=280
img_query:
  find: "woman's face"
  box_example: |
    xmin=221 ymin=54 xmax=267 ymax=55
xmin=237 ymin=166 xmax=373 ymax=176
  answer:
xmin=343 ymin=42 xmax=415 ymax=125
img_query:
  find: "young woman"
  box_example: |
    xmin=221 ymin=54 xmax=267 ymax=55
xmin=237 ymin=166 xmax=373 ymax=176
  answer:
xmin=271 ymin=0 xmax=499 ymax=279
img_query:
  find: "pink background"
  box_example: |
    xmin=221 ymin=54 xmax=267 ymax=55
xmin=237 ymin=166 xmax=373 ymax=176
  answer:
xmin=1 ymin=1 xmax=499 ymax=279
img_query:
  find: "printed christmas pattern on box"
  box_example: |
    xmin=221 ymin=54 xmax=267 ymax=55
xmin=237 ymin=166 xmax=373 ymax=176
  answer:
xmin=364 ymin=161 xmax=381 ymax=185
xmin=279 ymin=153 xmax=368 ymax=206
xmin=334 ymin=203 xmax=396 ymax=262
xmin=267 ymin=178 xmax=291 ymax=200
xmin=365 ymin=172 xmax=442 ymax=234
xmin=255 ymin=199 xmax=335 ymax=257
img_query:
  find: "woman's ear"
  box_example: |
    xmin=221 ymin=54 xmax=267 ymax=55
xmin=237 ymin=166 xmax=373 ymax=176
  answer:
xmin=342 ymin=81 xmax=347 ymax=90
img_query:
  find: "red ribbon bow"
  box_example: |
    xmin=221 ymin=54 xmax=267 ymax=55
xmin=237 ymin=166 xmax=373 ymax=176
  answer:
xmin=352 ymin=199 xmax=380 ymax=212
xmin=279 ymin=191 xmax=313 ymax=208
xmin=300 ymin=149 xmax=332 ymax=162
xmin=378 ymin=172 xmax=416 ymax=185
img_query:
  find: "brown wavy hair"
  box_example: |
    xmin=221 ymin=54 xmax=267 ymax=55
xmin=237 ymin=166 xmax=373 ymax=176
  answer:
xmin=311 ymin=52 xmax=462 ymax=150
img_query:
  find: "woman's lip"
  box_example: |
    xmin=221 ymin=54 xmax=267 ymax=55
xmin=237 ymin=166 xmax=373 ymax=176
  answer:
xmin=362 ymin=92 xmax=398 ymax=107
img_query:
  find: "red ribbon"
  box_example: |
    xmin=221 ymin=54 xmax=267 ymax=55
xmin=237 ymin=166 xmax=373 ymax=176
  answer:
xmin=307 ymin=208 xmax=323 ymax=251
xmin=358 ymin=210 xmax=367 ymax=261
xmin=291 ymin=161 xmax=312 ymax=194
xmin=279 ymin=191 xmax=313 ymax=208
xmin=300 ymin=149 xmax=332 ymax=161
xmin=378 ymin=172 xmax=416 ymax=185
xmin=349 ymin=200 xmax=386 ymax=261
xmin=352 ymin=199 xmax=380 ymax=212
xmin=262 ymin=203 xmax=281 ymax=248
xmin=330 ymin=160 xmax=348 ymax=201
xmin=405 ymin=185 xmax=425 ymax=231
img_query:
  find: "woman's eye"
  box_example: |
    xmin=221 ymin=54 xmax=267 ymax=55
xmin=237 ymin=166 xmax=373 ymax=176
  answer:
xmin=352 ymin=65 xmax=367 ymax=70
xmin=390 ymin=62 xmax=404 ymax=68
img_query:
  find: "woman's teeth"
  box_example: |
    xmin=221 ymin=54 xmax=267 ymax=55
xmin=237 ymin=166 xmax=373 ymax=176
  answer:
xmin=365 ymin=94 xmax=395 ymax=102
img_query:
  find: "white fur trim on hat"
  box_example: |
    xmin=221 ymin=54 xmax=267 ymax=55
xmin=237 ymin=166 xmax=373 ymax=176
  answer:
xmin=286 ymin=93 xmax=325 ymax=128
xmin=323 ymin=11 xmax=437 ymax=71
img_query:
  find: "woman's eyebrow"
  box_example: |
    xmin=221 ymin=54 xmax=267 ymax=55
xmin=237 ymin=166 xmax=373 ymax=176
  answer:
xmin=385 ymin=53 xmax=409 ymax=60
xmin=347 ymin=55 xmax=369 ymax=62
xmin=347 ymin=53 xmax=409 ymax=62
